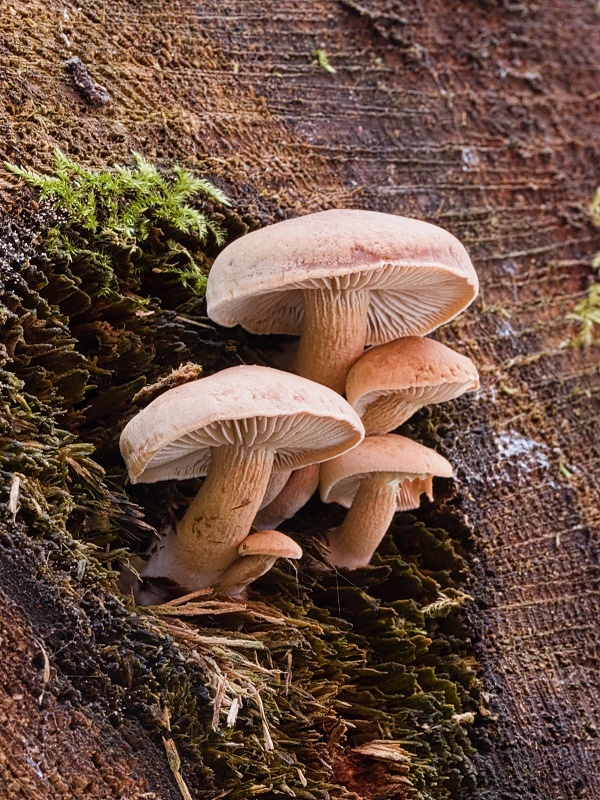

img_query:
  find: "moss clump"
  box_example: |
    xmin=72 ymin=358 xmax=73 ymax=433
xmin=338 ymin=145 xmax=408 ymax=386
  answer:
xmin=7 ymin=150 xmax=230 ymax=297
xmin=563 ymin=186 xmax=600 ymax=347
xmin=1 ymin=154 xmax=482 ymax=799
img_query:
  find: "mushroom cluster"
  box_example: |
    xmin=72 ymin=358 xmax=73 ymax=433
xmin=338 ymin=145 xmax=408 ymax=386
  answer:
xmin=120 ymin=209 xmax=479 ymax=603
xmin=119 ymin=365 xmax=364 ymax=603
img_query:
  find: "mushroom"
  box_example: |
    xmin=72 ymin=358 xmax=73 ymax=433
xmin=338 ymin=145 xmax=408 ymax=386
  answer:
xmin=215 ymin=530 xmax=303 ymax=597
xmin=319 ymin=434 xmax=452 ymax=570
xmin=119 ymin=364 xmax=364 ymax=600
xmin=253 ymin=463 xmax=321 ymax=530
xmin=206 ymin=209 xmax=478 ymax=394
xmin=258 ymin=469 xmax=293 ymax=511
xmin=345 ymin=336 xmax=480 ymax=435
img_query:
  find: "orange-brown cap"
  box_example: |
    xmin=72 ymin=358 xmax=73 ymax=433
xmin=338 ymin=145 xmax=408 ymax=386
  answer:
xmin=206 ymin=209 xmax=478 ymax=343
xmin=120 ymin=365 xmax=364 ymax=483
xmin=319 ymin=434 xmax=452 ymax=511
xmin=346 ymin=336 xmax=480 ymax=434
xmin=238 ymin=530 xmax=302 ymax=560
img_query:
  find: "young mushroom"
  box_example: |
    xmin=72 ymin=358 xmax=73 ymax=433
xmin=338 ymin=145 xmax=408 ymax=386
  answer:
xmin=215 ymin=530 xmax=303 ymax=597
xmin=206 ymin=209 xmax=479 ymax=394
xmin=120 ymin=364 xmax=364 ymax=601
xmin=319 ymin=434 xmax=452 ymax=571
xmin=345 ymin=336 xmax=480 ymax=435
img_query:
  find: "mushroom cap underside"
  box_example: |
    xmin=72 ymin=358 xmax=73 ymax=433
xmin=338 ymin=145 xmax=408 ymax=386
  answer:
xmin=207 ymin=209 xmax=478 ymax=343
xmin=319 ymin=433 xmax=453 ymax=508
xmin=120 ymin=365 xmax=365 ymax=483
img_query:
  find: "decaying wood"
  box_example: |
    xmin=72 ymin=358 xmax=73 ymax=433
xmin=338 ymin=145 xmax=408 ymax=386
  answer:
xmin=1 ymin=1 xmax=599 ymax=798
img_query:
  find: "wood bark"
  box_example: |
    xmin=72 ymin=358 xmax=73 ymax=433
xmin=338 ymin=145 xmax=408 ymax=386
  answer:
xmin=1 ymin=1 xmax=599 ymax=798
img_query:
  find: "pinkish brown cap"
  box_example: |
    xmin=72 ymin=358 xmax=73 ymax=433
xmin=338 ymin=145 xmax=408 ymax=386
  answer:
xmin=319 ymin=434 xmax=453 ymax=511
xmin=206 ymin=209 xmax=478 ymax=343
xmin=120 ymin=365 xmax=364 ymax=484
xmin=346 ymin=336 xmax=480 ymax=434
xmin=238 ymin=530 xmax=302 ymax=560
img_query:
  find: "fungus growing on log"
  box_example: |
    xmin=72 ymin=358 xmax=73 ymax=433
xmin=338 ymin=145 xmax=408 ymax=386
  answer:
xmin=119 ymin=365 xmax=364 ymax=601
xmin=319 ymin=434 xmax=452 ymax=570
xmin=206 ymin=209 xmax=479 ymax=394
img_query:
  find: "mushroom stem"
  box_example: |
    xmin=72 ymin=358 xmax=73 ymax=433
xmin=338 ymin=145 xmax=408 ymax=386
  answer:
xmin=326 ymin=474 xmax=398 ymax=570
xmin=215 ymin=554 xmax=278 ymax=597
xmin=178 ymin=444 xmax=274 ymax=573
xmin=143 ymin=445 xmax=274 ymax=591
xmin=359 ymin=394 xmax=416 ymax=436
xmin=254 ymin=463 xmax=320 ymax=530
xmin=259 ymin=469 xmax=292 ymax=511
xmin=294 ymin=288 xmax=369 ymax=394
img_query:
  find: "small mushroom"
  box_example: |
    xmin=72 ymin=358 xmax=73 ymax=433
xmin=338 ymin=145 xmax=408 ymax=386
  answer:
xmin=253 ymin=463 xmax=321 ymax=530
xmin=319 ymin=434 xmax=452 ymax=570
xmin=215 ymin=530 xmax=303 ymax=597
xmin=119 ymin=365 xmax=364 ymax=600
xmin=207 ymin=209 xmax=478 ymax=394
xmin=346 ymin=336 xmax=480 ymax=435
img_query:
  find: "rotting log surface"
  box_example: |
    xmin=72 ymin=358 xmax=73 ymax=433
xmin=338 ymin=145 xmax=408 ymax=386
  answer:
xmin=1 ymin=1 xmax=599 ymax=799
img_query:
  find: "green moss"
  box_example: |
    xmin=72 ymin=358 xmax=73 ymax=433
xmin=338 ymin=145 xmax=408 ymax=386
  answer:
xmin=562 ymin=186 xmax=600 ymax=347
xmin=312 ymin=49 xmax=337 ymax=74
xmin=0 ymin=160 xmax=482 ymax=798
xmin=7 ymin=150 xmax=230 ymax=297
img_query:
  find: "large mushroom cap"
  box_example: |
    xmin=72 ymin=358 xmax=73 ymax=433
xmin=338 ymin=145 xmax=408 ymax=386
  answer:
xmin=346 ymin=336 xmax=480 ymax=432
xmin=120 ymin=365 xmax=365 ymax=484
xmin=320 ymin=434 xmax=453 ymax=510
xmin=206 ymin=209 xmax=478 ymax=344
